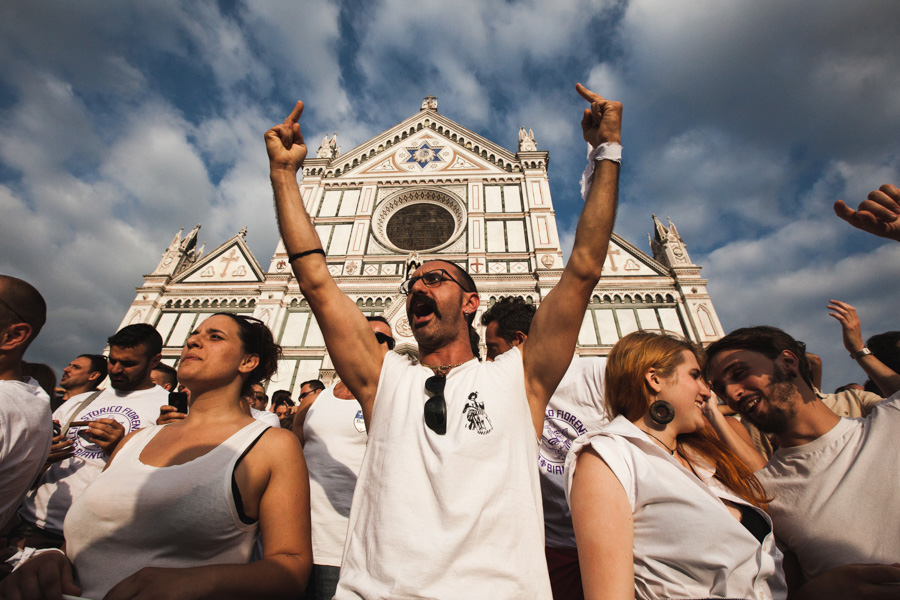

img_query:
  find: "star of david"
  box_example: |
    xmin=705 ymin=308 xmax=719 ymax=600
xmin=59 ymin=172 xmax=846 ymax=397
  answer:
xmin=405 ymin=142 xmax=444 ymax=168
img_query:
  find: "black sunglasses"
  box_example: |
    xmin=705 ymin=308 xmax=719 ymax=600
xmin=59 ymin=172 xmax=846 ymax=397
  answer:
xmin=374 ymin=331 xmax=395 ymax=350
xmin=400 ymin=269 xmax=467 ymax=295
xmin=424 ymin=375 xmax=447 ymax=435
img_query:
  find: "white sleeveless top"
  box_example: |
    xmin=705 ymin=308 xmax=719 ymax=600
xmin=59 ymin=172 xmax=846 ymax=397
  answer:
xmin=565 ymin=416 xmax=786 ymax=600
xmin=304 ymin=385 xmax=367 ymax=566
xmin=336 ymin=347 xmax=552 ymax=599
xmin=64 ymin=419 xmax=269 ymax=599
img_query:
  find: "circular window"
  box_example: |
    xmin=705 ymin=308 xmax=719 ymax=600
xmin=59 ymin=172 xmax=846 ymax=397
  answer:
xmin=372 ymin=188 xmax=466 ymax=253
xmin=386 ymin=204 xmax=455 ymax=251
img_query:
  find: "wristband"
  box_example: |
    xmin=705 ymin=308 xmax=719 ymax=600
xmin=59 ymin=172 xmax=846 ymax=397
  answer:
xmin=580 ymin=142 xmax=623 ymax=201
xmin=288 ymin=248 xmax=325 ymax=262
xmin=851 ymin=347 xmax=872 ymax=360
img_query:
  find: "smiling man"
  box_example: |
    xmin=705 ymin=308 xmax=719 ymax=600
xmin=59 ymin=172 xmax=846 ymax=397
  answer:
xmin=266 ymin=84 xmax=621 ymax=598
xmin=10 ymin=324 xmax=169 ymax=558
xmin=707 ymin=326 xmax=900 ymax=598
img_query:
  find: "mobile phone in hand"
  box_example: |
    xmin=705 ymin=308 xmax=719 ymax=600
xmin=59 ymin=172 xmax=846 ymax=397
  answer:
xmin=169 ymin=391 xmax=188 ymax=414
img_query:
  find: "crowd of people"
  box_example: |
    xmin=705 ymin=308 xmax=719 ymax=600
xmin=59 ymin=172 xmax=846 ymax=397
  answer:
xmin=0 ymin=84 xmax=898 ymax=600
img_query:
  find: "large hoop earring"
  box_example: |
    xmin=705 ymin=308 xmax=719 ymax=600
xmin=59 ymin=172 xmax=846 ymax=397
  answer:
xmin=649 ymin=399 xmax=675 ymax=425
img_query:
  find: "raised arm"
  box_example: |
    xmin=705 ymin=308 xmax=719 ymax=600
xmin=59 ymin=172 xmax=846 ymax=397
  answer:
xmin=522 ymin=84 xmax=621 ymax=433
xmin=265 ymin=102 xmax=384 ymax=422
xmin=834 ymin=184 xmax=900 ymax=242
xmin=828 ymin=299 xmax=900 ymax=397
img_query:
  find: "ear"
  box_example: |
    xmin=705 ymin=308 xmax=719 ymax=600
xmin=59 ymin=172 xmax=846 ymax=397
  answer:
xmin=644 ymin=368 xmax=663 ymax=394
xmin=87 ymin=370 xmax=102 ymax=384
xmin=776 ymin=350 xmax=799 ymax=377
xmin=511 ymin=331 xmax=527 ymax=348
xmin=462 ymin=291 xmax=480 ymax=317
xmin=0 ymin=323 xmax=32 ymax=352
xmin=148 ymin=353 xmax=162 ymax=370
xmin=239 ymin=353 xmax=260 ymax=375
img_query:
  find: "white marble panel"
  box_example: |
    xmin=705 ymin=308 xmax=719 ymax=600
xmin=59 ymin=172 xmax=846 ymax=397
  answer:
xmin=637 ymin=308 xmax=660 ymax=330
xmin=155 ymin=313 xmax=178 ymax=343
xmin=577 ymin=311 xmax=598 ymax=345
xmin=616 ymin=309 xmax=639 ymax=337
xmin=338 ymin=189 xmax=361 ymax=217
xmin=659 ymin=308 xmax=685 ymax=336
xmin=506 ymin=220 xmax=526 ymax=252
xmin=329 ymin=224 xmax=353 ymax=255
xmin=319 ymin=190 xmax=341 ymax=217
xmin=594 ymin=309 xmax=619 ymax=345
xmin=486 ymin=221 xmax=506 ymax=252
xmin=485 ymin=186 xmax=503 ymax=213
xmin=280 ymin=312 xmax=310 ymax=347
xmin=305 ymin=315 xmax=326 ymax=347
xmin=503 ymin=185 xmax=522 ymax=212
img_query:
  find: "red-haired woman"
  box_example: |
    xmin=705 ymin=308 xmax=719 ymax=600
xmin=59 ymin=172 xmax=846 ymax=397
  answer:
xmin=566 ymin=331 xmax=786 ymax=600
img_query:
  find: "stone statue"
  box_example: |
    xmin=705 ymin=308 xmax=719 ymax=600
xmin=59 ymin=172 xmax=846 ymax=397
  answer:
xmin=316 ymin=133 xmax=340 ymax=159
xmin=421 ymin=95 xmax=438 ymax=111
xmin=518 ymin=127 xmax=537 ymax=151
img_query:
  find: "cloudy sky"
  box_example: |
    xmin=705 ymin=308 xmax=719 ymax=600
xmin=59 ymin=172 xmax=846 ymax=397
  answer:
xmin=2 ymin=0 xmax=898 ymax=391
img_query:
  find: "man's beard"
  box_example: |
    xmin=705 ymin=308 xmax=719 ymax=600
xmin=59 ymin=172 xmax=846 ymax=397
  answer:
xmin=745 ymin=365 xmax=798 ymax=434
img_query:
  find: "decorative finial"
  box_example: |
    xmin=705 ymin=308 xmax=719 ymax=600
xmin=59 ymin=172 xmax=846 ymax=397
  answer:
xmin=239 ymin=226 xmax=248 ymax=239
xmin=421 ymin=95 xmax=438 ymax=111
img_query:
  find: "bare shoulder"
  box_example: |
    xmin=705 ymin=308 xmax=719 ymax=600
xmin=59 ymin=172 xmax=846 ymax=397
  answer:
xmin=254 ymin=426 xmax=304 ymax=457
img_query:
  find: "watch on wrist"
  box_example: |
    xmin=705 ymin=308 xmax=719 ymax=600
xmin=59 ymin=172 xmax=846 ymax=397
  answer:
xmin=851 ymin=347 xmax=872 ymax=360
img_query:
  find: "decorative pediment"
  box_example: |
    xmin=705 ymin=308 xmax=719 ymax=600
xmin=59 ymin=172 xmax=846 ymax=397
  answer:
xmin=307 ymin=109 xmax=522 ymax=180
xmin=602 ymin=233 xmax=670 ymax=277
xmin=175 ymin=235 xmax=265 ymax=284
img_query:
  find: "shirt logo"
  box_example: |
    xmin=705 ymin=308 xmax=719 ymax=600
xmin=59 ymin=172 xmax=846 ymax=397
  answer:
xmin=66 ymin=405 xmax=144 ymax=461
xmin=462 ymin=391 xmax=493 ymax=435
xmin=539 ymin=409 xmax=588 ymax=475
xmin=353 ymin=409 xmax=366 ymax=433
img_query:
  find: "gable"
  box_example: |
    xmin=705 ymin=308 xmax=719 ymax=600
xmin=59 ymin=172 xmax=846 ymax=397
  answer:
xmin=176 ymin=240 xmax=264 ymax=284
xmin=344 ymin=129 xmax=511 ymax=178
xmin=601 ymin=234 xmax=669 ymax=277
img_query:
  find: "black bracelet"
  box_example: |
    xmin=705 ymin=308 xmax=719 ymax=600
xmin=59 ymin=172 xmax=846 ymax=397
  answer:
xmin=287 ymin=248 xmax=325 ymax=262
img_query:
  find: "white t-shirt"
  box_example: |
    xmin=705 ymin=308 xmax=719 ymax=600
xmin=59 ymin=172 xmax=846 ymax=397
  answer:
xmin=19 ymin=385 xmax=169 ymax=534
xmin=304 ymin=386 xmax=367 ymax=566
xmin=566 ymin=416 xmax=786 ymax=600
xmin=250 ymin=407 xmax=281 ymax=428
xmin=540 ymin=357 xmax=607 ymax=549
xmin=757 ymin=391 xmax=900 ymax=580
xmin=0 ymin=377 xmax=52 ymax=529
xmin=336 ymin=348 xmax=552 ymax=599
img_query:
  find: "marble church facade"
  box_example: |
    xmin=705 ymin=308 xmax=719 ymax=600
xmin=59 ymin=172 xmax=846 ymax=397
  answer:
xmin=118 ymin=97 xmax=723 ymax=395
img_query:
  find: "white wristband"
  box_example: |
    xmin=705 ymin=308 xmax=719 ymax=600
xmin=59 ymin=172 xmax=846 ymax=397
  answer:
xmin=580 ymin=142 xmax=622 ymax=201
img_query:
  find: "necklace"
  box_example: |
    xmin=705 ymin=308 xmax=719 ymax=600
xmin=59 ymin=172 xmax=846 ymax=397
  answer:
xmin=420 ymin=360 xmax=469 ymax=376
xmin=642 ymin=429 xmax=677 ymax=455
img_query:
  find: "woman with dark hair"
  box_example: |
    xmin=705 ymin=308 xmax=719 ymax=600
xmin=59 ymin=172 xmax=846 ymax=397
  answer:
xmin=566 ymin=331 xmax=785 ymax=600
xmin=2 ymin=313 xmax=312 ymax=599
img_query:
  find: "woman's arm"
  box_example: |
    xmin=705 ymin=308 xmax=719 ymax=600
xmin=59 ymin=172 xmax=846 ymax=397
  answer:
xmin=103 ymin=428 xmax=312 ymax=600
xmin=570 ymin=447 xmax=634 ymax=600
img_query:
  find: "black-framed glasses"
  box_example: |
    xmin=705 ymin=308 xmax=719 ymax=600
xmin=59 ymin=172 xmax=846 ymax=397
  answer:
xmin=374 ymin=332 xmax=395 ymax=350
xmin=0 ymin=295 xmax=26 ymax=324
xmin=424 ymin=375 xmax=447 ymax=435
xmin=400 ymin=269 xmax=466 ymax=295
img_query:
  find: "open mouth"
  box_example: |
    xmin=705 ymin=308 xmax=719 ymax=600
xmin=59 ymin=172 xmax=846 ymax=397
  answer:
xmin=408 ymin=294 xmax=438 ymax=326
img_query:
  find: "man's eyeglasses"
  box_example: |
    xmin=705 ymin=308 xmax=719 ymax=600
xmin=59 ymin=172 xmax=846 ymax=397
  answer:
xmin=424 ymin=374 xmax=447 ymax=435
xmin=400 ymin=269 xmax=467 ymax=295
xmin=374 ymin=332 xmax=395 ymax=350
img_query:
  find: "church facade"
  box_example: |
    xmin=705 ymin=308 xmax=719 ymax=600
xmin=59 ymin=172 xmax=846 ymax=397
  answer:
xmin=118 ymin=97 xmax=723 ymax=394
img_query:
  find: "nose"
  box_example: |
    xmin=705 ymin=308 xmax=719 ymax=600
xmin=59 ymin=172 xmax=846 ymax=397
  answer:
xmin=698 ymin=378 xmax=711 ymax=400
